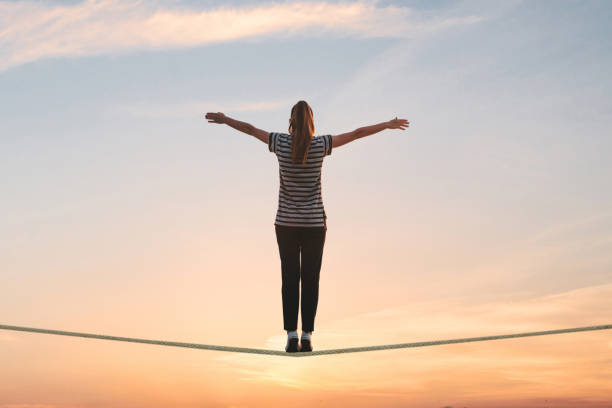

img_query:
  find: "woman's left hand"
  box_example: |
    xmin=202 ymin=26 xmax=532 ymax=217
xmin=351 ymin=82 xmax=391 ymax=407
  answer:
xmin=205 ymin=112 xmax=226 ymax=124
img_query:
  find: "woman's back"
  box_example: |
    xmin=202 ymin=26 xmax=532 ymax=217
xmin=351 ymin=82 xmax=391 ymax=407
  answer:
xmin=269 ymin=132 xmax=333 ymax=227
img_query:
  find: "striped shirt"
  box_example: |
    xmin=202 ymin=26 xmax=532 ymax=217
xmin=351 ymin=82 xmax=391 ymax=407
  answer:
xmin=269 ymin=132 xmax=333 ymax=227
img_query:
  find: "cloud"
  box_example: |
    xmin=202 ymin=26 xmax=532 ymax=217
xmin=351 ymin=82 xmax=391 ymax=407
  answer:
xmin=213 ymin=282 xmax=612 ymax=392
xmin=112 ymin=97 xmax=293 ymax=118
xmin=523 ymin=208 xmax=612 ymax=246
xmin=0 ymin=0 xmax=485 ymax=71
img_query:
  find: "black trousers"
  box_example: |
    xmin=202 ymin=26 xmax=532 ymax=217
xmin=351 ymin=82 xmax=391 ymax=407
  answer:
xmin=275 ymin=224 xmax=327 ymax=333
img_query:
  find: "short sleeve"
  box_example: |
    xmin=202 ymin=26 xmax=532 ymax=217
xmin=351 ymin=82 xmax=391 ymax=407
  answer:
xmin=323 ymin=134 xmax=333 ymax=156
xmin=268 ymin=132 xmax=279 ymax=153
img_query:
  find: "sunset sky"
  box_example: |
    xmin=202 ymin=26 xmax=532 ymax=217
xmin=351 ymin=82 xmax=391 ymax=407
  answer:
xmin=1 ymin=0 xmax=612 ymax=407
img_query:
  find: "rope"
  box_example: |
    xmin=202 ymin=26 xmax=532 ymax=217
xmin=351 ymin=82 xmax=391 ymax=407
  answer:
xmin=1 ymin=323 xmax=610 ymax=358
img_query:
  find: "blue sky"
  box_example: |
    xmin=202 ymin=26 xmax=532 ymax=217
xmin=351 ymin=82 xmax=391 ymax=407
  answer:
xmin=2 ymin=0 xmax=611 ymax=304
xmin=1 ymin=1 xmax=612 ymax=407
xmin=2 ymin=0 xmax=612 ymax=310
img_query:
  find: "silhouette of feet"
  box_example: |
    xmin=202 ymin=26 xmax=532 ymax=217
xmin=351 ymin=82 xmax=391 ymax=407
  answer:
xmin=299 ymin=338 xmax=312 ymax=352
xmin=285 ymin=337 xmax=299 ymax=352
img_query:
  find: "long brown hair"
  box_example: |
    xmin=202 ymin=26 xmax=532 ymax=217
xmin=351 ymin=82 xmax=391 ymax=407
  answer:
xmin=288 ymin=100 xmax=315 ymax=165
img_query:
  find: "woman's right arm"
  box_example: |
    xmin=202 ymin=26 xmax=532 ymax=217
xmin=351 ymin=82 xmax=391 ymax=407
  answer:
xmin=331 ymin=117 xmax=409 ymax=148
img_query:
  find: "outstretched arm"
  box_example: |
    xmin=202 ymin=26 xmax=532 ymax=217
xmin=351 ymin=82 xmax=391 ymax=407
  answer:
xmin=332 ymin=117 xmax=409 ymax=148
xmin=205 ymin=112 xmax=269 ymax=144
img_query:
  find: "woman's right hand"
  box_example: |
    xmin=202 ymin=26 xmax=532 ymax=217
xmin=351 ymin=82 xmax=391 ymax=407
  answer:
xmin=387 ymin=117 xmax=410 ymax=130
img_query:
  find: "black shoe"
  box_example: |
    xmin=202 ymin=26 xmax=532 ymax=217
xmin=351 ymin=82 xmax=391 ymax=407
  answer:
xmin=299 ymin=338 xmax=312 ymax=352
xmin=285 ymin=337 xmax=299 ymax=352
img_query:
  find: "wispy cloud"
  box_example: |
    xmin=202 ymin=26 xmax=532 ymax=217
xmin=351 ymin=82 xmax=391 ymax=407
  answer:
xmin=214 ymin=282 xmax=612 ymax=393
xmin=0 ymin=0 xmax=484 ymax=71
xmin=112 ymin=97 xmax=292 ymax=118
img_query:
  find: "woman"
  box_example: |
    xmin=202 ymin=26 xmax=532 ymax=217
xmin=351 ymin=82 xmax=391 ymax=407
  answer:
xmin=205 ymin=101 xmax=409 ymax=352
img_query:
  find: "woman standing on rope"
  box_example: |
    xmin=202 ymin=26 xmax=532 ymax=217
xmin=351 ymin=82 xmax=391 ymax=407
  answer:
xmin=205 ymin=101 xmax=409 ymax=352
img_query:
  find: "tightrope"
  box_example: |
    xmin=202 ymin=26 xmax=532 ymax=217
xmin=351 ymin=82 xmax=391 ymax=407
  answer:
xmin=1 ymin=323 xmax=610 ymax=357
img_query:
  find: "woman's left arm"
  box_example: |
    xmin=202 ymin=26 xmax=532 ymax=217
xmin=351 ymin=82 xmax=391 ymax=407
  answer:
xmin=205 ymin=112 xmax=269 ymax=144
